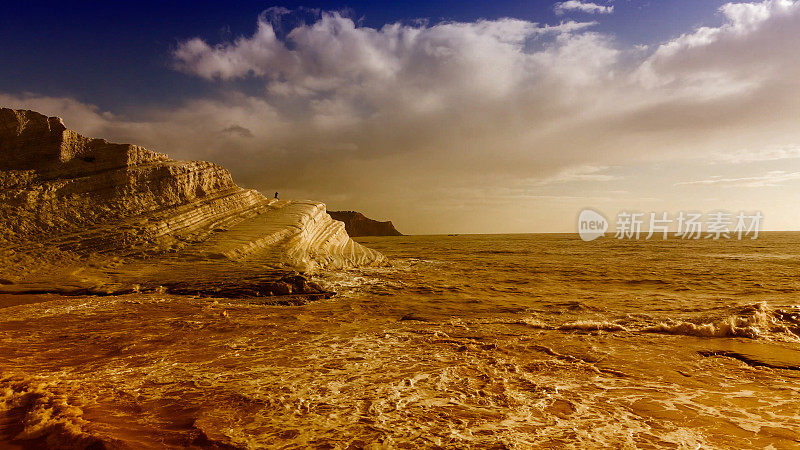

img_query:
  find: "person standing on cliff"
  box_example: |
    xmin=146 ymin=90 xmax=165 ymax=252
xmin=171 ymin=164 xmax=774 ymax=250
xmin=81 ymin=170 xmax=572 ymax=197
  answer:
xmin=274 ymin=192 xmax=279 ymax=199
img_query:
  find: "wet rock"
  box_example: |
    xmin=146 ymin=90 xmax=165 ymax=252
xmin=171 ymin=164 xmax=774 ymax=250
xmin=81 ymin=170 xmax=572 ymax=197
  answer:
xmin=270 ymin=282 xmax=293 ymax=296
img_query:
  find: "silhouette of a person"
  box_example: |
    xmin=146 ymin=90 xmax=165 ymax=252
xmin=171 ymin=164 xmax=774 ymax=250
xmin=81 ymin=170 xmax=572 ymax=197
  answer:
xmin=274 ymin=192 xmax=279 ymax=199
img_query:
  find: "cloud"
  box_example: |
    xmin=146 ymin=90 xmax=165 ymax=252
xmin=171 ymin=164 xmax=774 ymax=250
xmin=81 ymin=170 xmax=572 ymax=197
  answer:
xmin=165 ymin=11 xmax=625 ymax=189
xmin=709 ymin=145 xmax=800 ymax=163
xmin=676 ymin=171 xmax=800 ymax=187
xmin=172 ymin=12 xmax=601 ymax=92
xmin=531 ymin=165 xmax=619 ymax=186
xmin=636 ymin=0 xmax=800 ymax=94
xmin=554 ymin=1 xmax=614 ymax=15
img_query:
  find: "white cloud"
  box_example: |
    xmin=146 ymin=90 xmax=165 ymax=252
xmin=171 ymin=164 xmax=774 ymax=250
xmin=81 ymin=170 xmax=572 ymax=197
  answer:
xmin=676 ymin=171 xmax=800 ymax=187
xmin=710 ymin=145 xmax=800 ymax=163
xmin=531 ymin=165 xmax=619 ymax=186
xmin=165 ymin=11 xmax=625 ymax=184
xmin=554 ymin=1 xmax=614 ymax=15
xmin=636 ymin=0 xmax=800 ymax=95
xmin=172 ymin=12 xmax=605 ymax=103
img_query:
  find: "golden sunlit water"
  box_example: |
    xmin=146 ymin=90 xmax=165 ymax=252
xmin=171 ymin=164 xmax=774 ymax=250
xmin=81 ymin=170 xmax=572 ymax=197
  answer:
xmin=2 ymin=233 xmax=799 ymax=448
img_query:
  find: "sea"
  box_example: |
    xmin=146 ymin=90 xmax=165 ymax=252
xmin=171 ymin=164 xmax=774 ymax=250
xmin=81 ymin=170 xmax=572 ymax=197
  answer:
xmin=1 ymin=233 xmax=799 ymax=448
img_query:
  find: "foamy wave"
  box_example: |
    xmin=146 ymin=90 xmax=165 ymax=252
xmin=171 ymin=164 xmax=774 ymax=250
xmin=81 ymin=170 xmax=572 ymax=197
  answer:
xmin=643 ymin=302 xmax=800 ymax=341
xmin=559 ymin=321 xmax=629 ymax=332
xmin=517 ymin=317 xmax=552 ymax=329
xmin=510 ymin=317 xmax=628 ymax=332
xmin=643 ymin=321 xmax=757 ymax=338
xmin=0 ymin=376 xmax=104 ymax=447
xmin=516 ymin=303 xmax=800 ymax=341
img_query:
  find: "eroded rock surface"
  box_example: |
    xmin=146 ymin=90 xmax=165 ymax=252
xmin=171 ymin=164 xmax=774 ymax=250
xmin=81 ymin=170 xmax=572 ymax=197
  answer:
xmin=0 ymin=108 xmax=385 ymax=298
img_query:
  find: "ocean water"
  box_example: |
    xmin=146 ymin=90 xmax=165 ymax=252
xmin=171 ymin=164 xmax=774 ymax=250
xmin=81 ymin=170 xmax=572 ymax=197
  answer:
xmin=1 ymin=233 xmax=800 ymax=448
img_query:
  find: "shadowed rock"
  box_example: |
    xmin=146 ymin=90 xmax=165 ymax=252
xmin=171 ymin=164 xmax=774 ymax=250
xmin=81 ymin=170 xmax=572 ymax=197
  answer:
xmin=328 ymin=210 xmax=402 ymax=237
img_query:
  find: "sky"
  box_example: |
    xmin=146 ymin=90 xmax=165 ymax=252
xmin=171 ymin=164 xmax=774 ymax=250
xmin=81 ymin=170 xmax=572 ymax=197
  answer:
xmin=2 ymin=0 xmax=800 ymax=234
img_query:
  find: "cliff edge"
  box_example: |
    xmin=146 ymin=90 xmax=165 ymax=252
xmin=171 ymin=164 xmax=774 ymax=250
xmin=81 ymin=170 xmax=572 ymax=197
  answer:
xmin=0 ymin=108 xmax=385 ymax=299
xmin=328 ymin=211 xmax=403 ymax=237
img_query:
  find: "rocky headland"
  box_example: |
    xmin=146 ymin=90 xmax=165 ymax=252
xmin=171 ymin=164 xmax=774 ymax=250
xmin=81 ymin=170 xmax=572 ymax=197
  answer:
xmin=327 ymin=211 xmax=402 ymax=237
xmin=0 ymin=108 xmax=386 ymax=301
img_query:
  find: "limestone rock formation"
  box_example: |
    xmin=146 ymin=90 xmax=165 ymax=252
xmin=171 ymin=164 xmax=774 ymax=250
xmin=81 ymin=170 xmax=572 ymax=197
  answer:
xmin=328 ymin=211 xmax=403 ymax=237
xmin=0 ymin=108 xmax=385 ymax=297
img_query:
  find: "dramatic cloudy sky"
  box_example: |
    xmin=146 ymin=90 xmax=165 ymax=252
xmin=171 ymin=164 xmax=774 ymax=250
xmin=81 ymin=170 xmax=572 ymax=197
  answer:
xmin=2 ymin=0 xmax=800 ymax=233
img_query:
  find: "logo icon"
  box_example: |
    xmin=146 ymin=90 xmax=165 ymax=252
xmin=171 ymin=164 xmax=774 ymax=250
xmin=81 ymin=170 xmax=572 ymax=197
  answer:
xmin=578 ymin=208 xmax=608 ymax=241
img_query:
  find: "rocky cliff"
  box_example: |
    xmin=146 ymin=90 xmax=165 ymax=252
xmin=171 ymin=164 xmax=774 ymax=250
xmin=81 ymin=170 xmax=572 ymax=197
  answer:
xmin=328 ymin=211 xmax=403 ymax=237
xmin=0 ymin=108 xmax=385 ymax=299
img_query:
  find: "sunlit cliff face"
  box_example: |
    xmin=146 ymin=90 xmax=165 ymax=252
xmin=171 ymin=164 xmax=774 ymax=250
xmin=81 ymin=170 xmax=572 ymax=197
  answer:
xmin=5 ymin=0 xmax=800 ymax=233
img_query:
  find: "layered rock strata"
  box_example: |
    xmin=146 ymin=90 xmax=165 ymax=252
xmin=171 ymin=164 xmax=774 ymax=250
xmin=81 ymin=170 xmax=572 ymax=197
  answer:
xmin=0 ymin=108 xmax=385 ymax=298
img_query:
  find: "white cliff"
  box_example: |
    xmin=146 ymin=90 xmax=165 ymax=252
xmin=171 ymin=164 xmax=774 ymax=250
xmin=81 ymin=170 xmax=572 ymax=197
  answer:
xmin=0 ymin=108 xmax=385 ymax=297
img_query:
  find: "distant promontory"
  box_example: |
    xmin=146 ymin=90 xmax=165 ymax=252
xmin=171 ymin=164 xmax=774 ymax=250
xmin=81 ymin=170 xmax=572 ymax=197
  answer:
xmin=328 ymin=211 xmax=403 ymax=237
